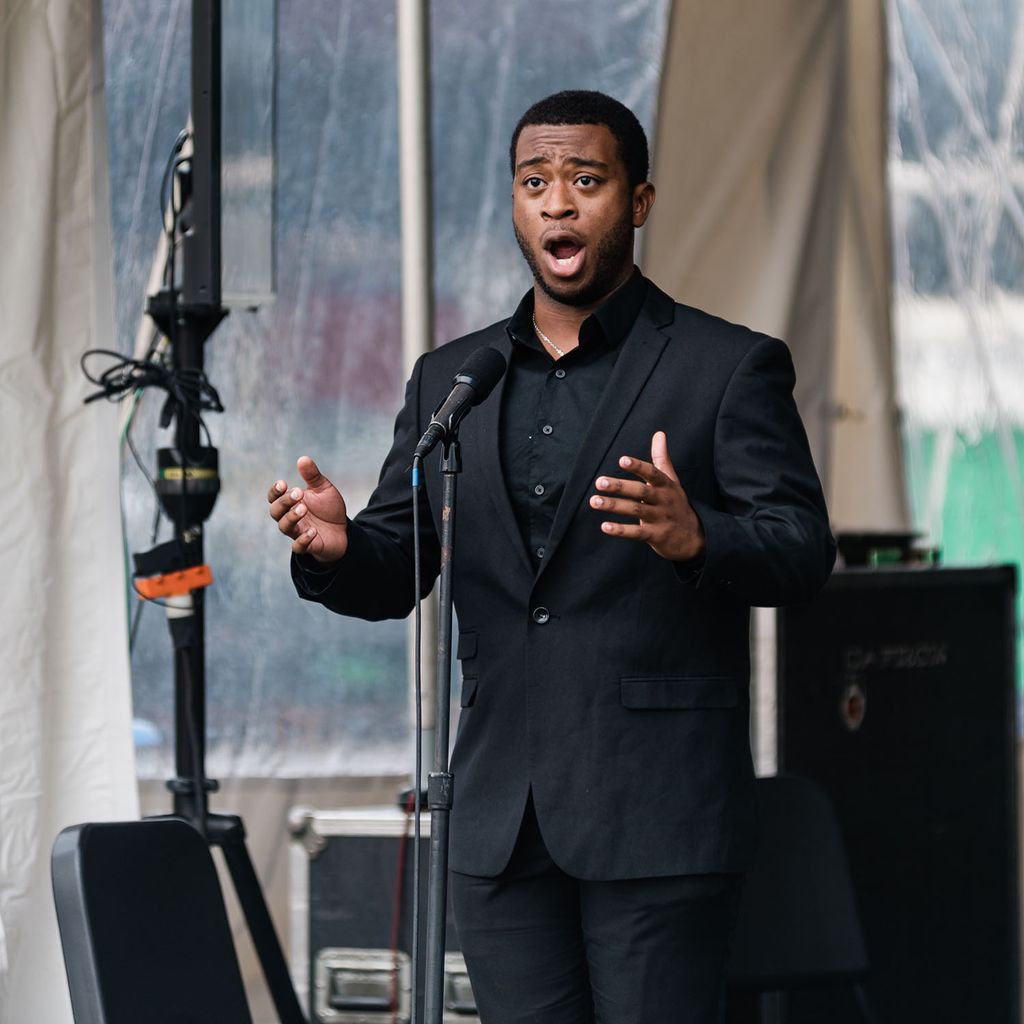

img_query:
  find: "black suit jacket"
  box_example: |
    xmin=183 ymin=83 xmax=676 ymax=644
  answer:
xmin=293 ymin=279 xmax=836 ymax=880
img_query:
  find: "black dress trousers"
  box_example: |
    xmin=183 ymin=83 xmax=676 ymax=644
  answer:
xmin=450 ymin=794 xmax=743 ymax=1024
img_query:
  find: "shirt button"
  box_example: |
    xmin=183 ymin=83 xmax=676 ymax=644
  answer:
xmin=541 ymin=424 xmax=553 ymax=435
xmin=534 ymin=484 xmax=545 ymax=496
xmin=554 ymin=368 xmax=566 ymax=379
xmin=532 ymin=607 xmax=550 ymax=624
xmin=536 ymin=547 xmax=546 ymax=559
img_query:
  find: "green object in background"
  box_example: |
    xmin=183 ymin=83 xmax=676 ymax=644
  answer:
xmin=903 ymin=426 xmax=1024 ymax=712
xmin=868 ymin=547 xmax=907 ymax=567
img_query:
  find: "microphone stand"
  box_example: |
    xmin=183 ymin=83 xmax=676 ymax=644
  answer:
xmin=421 ymin=432 xmax=461 ymax=1024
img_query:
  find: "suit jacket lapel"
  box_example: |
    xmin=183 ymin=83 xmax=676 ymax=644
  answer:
xmin=469 ymin=329 xmax=535 ymax=578
xmin=535 ymin=283 xmax=676 ymax=584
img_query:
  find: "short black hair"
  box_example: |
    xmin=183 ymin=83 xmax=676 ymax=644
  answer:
xmin=509 ymin=90 xmax=650 ymax=188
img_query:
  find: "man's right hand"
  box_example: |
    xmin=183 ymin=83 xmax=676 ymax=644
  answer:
xmin=267 ymin=455 xmax=348 ymax=562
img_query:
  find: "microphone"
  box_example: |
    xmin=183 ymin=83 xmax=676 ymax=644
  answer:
xmin=413 ymin=347 xmax=507 ymax=460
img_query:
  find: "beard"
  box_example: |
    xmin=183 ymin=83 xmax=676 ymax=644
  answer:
xmin=513 ymin=206 xmax=634 ymax=308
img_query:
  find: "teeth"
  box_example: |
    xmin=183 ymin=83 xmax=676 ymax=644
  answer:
xmin=557 ymin=256 xmax=574 ymax=265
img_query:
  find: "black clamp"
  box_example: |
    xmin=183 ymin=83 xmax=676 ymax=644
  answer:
xmin=427 ymin=772 xmax=454 ymax=811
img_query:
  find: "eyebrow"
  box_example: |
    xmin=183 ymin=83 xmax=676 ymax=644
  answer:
xmin=515 ymin=155 xmax=612 ymax=173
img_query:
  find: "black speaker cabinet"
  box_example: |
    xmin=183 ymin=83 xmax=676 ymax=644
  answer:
xmin=289 ymin=808 xmax=474 ymax=1024
xmin=776 ymin=566 xmax=1019 ymax=1023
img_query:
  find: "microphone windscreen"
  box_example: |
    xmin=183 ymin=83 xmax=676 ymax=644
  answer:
xmin=454 ymin=348 xmax=507 ymax=405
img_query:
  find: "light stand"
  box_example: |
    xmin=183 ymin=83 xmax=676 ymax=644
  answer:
xmin=142 ymin=2 xmax=305 ymax=1021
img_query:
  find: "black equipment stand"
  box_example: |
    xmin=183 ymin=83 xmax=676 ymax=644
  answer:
xmin=422 ymin=437 xmax=461 ymax=1024
xmin=141 ymin=3 xmax=306 ymax=1022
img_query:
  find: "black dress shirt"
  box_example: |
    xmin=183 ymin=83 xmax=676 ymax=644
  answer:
xmin=500 ymin=269 xmax=648 ymax=570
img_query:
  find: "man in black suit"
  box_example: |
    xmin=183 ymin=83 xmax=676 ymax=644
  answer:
xmin=269 ymin=91 xmax=835 ymax=1023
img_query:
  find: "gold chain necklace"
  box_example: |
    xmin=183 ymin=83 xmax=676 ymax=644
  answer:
xmin=532 ymin=314 xmax=566 ymax=358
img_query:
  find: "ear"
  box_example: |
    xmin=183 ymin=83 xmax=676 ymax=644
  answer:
xmin=632 ymin=181 xmax=656 ymax=228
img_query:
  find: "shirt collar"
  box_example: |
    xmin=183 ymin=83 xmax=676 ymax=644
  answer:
xmin=506 ymin=267 xmax=648 ymax=354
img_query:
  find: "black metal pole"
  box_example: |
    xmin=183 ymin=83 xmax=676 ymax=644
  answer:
xmin=166 ymin=0 xmax=223 ymax=829
xmin=169 ymin=315 xmax=211 ymax=826
xmin=422 ymin=437 xmax=460 ymax=1024
xmin=184 ymin=0 xmax=222 ymax=310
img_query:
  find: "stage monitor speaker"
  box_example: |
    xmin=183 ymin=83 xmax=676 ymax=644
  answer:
xmin=775 ymin=566 xmax=1019 ymax=1023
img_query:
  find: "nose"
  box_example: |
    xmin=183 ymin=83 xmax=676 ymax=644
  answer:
xmin=542 ymin=179 xmax=576 ymax=220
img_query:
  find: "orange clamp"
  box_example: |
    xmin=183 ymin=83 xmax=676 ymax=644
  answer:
xmin=135 ymin=564 xmax=213 ymax=599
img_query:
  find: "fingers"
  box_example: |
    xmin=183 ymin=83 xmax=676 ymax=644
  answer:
xmin=269 ymin=452 xmax=325 ymax=509
xmin=593 ymin=475 xmax=648 ymax=500
xmin=268 ymin=484 xmax=308 ymax=533
xmin=292 ymin=523 xmax=318 ymax=555
xmin=591 ymin=435 xmax=700 ymax=560
xmin=650 ymin=430 xmax=679 ymax=483
xmin=599 ymin=520 xmax=651 ymax=540
xmin=268 ymin=484 xmax=294 ymax=522
xmin=613 ymin=454 xmax=666 ymax=486
xmin=590 ymin=493 xmax=650 ymax=518
xmin=609 ymin=433 xmax=679 ymax=486
xmin=268 ymin=486 xmax=293 ymax=522
xmin=275 ymin=489 xmax=310 ymax=536
xmin=589 ymin=459 xmax=669 ymax=519
xmin=267 ymin=477 xmax=325 ymax=556
xmin=297 ymin=455 xmax=326 ymax=488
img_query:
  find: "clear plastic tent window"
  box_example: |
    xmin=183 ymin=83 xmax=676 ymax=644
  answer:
xmin=103 ymin=0 xmax=670 ymax=778
xmin=889 ymin=0 xmax=1024 ymax=710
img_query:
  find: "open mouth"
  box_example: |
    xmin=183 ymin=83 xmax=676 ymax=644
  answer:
xmin=543 ymin=236 xmax=586 ymax=278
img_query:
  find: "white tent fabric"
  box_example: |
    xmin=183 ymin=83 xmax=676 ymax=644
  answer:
xmin=645 ymin=0 xmax=908 ymax=532
xmin=0 ymin=1 xmax=138 ymax=1020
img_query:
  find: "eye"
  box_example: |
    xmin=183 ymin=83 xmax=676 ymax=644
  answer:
xmin=523 ymin=176 xmax=545 ymax=189
xmin=576 ymin=175 xmax=599 ymax=187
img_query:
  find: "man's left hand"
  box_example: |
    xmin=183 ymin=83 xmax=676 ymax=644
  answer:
xmin=589 ymin=431 xmax=705 ymax=562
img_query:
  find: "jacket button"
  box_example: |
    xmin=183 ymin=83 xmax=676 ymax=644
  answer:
xmin=531 ymin=607 xmax=550 ymax=624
